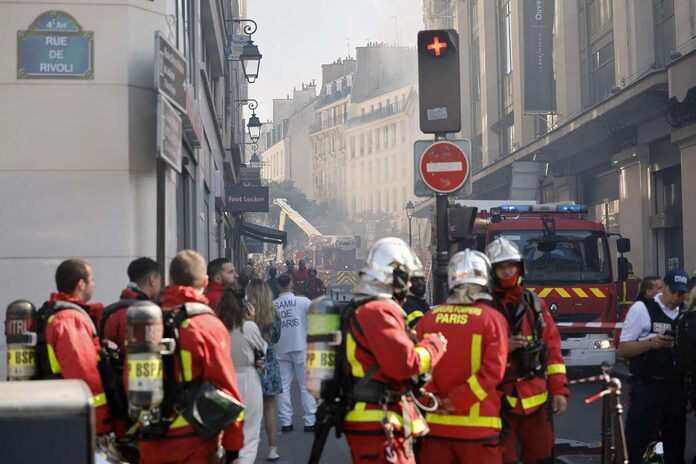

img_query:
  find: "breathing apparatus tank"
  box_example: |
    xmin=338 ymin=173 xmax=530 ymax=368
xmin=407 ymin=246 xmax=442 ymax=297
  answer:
xmin=4 ymin=300 xmax=38 ymax=381
xmin=126 ymin=301 xmax=166 ymax=419
xmin=305 ymin=296 xmax=343 ymax=400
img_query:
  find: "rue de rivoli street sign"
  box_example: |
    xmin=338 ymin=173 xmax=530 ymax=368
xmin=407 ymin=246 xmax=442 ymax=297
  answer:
xmin=413 ymin=139 xmax=472 ymax=197
xmin=157 ymin=95 xmax=183 ymax=173
xmin=225 ymin=186 xmax=270 ymax=213
xmin=17 ymin=11 xmax=94 ymax=79
xmin=155 ymin=32 xmax=187 ymax=112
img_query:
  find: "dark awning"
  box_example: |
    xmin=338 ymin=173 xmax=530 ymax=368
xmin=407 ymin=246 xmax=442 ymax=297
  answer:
xmin=241 ymin=221 xmax=287 ymax=245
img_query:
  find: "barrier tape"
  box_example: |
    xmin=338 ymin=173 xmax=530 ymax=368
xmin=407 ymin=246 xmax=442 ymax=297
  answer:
xmin=555 ymin=322 xmax=624 ymax=329
xmin=569 ymin=374 xmax=605 ymax=385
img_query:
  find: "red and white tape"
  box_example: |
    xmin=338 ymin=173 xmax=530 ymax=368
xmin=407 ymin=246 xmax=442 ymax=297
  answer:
xmin=569 ymin=374 xmax=605 ymax=385
xmin=555 ymin=322 xmax=624 ymax=329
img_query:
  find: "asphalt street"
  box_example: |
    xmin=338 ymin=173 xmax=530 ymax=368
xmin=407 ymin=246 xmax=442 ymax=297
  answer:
xmin=254 ymin=367 xmax=696 ymax=463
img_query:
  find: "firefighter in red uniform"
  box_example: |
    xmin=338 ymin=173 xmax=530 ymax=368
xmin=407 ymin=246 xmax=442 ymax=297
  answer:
xmin=102 ymin=257 xmax=161 ymax=360
xmin=416 ymin=249 xmax=508 ymax=463
xmin=135 ymin=250 xmax=244 ymax=464
xmin=485 ymin=237 xmax=569 ymax=464
xmin=342 ymin=237 xmax=448 ymax=464
xmin=43 ymin=259 xmax=113 ymax=436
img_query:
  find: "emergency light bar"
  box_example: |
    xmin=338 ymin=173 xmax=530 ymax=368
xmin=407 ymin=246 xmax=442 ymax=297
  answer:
xmin=494 ymin=204 xmax=588 ymax=214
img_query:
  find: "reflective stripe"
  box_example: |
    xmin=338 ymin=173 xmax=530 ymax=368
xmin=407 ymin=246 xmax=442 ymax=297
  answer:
xmin=537 ymin=288 xmax=553 ymax=298
xmin=346 ymin=334 xmax=365 ymax=377
xmin=426 ymin=412 xmax=501 ymax=428
xmin=506 ymin=395 xmax=518 ymax=408
xmin=471 ymin=334 xmax=481 ymax=372
xmin=468 ymin=375 xmax=487 ymax=401
xmin=47 ymin=344 xmax=62 ymax=375
xmin=345 ymin=402 xmax=403 ymax=427
xmin=406 ymin=311 xmax=424 ymax=327
xmin=546 ymin=363 xmax=567 ymax=375
xmin=414 ymin=346 xmax=431 ymax=375
xmin=521 ymin=391 xmax=549 ymax=410
xmin=237 ymin=410 xmax=245 ymax=422
xmin=93 ymin=392 xmax=107 ymax=407
xmin=573 ymin=288 xmax=589 ymax=298
xmin=170 ymin=414 xmax=190 ymax=429
xmin=180 ymin=350 xmax=192 ymax=382
xmin=590 ymin=288 xmax=607 ymax=298
xmin=555 ymin=288 xmax=571 ymax=298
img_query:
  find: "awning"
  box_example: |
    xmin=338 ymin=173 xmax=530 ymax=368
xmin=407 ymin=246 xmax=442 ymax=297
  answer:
xmin=241 ymin=221 xmax=287 ymax=245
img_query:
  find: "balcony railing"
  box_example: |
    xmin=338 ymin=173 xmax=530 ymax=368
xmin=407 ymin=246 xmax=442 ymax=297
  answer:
xmin=346 ymin=102 xmax=406 ymax=127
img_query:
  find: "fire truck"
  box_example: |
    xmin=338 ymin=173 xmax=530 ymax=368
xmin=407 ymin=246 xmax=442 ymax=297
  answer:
xmin=461 ymin=202 xmax=631 ymax=367
xmin=274 ymin=198 xmax=361 ymax=294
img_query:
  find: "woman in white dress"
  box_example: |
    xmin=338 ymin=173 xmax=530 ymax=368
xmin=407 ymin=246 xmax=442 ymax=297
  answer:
xmin=218 ymin=282 xmax=268 ymax=464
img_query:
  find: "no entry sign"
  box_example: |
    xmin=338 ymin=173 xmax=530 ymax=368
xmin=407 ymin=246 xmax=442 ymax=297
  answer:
xmin=418 ymin=141 xmax=469 ymax=194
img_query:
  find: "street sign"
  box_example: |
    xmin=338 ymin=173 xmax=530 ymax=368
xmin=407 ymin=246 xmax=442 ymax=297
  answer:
xmin=157 ymin=95 xmax=183 ymax=173
xmin=155 ymin=32 xmax=188 ymax=112
xmin=417 ymin=29 xmax=461 ymax=134
xmin=225 ymin=186 xmax=270 ymax=212
xmin=414 ymin=139 xmax=472 ymax=196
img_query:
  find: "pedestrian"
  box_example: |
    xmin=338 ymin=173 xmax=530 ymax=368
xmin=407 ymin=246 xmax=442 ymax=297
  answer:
xmin=402 ymin=269 xmax=430 ymax=330
xmin=303 ymin=267 xmax=326 ymax=300
xmin=102 ymin=257 xmax=162 ymax=360
xmin=273 ymin=273 xmax=317 ymax=433
xmin=485 ymin=237 xmax=569 ymax=464
xmin=218 ymin=282 xmax=267 ymax=464
xmin=636 ymin=276 xmax=664 ymax=301
xmin=135 ymin=250 xmax=244 ymax=464
xmin=293 ymin=260 xmax=309 ymax=295
xmin=285 ymin=259 xmax=295 ymax=274
xmin=416 ymin=249 xmax=508 ymax=463
xmin=618 ymin=268 xmax=689 ymax=464
xmin=266 ymin=266 xmax=280 ymax=299
xmin=205 ymin=258 xmax=239 ymax=310
xmin=247 ymin=278 xmax=283 ymax=462
xmin=39 ymin=259 xmax=113 ymax=436
xmin=340 ymin=237 xmax=447 ymax=463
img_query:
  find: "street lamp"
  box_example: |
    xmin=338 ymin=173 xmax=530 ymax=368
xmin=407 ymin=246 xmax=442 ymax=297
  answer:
xmin=226 ymin=19 xmax=262 ymax=83
xmin=234 ymin=99 xmax=262 ymax=143
xmin=405 ymin=200 xmax=415 ymax=248
xmin=249 ymin=152 xmax=260 ymax=169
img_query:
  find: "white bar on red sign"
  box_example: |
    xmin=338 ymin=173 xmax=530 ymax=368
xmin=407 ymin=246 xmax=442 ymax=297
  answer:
xmin=426 ymin=162 xmax=462 ymax=173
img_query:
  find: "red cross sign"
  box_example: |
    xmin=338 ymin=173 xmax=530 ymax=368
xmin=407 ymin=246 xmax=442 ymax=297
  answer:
xmin=427 ymin=36 xmax=448 ymax=56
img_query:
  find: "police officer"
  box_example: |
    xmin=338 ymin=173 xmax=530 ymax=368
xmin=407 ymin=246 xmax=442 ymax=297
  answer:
xmin=485 ymin=237 xmax=569 ymax=464
xmin=341 ymin=237 xmax=448 ymax=463
xmin=416 ymin=249 xmax=509 ymax=463
xmin=618 ymin=268 xmax=689 ymax=464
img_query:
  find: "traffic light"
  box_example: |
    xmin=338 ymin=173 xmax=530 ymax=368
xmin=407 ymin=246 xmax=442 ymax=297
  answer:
xmin=447 ymin=205 xmax=478 ymax=253
xmin=417 ymin=29 xmax=461 ymax=134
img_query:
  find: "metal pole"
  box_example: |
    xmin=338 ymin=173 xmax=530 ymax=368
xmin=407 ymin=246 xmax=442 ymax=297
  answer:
xmin=156 ymin=159 xmax=166 ymax=284
xmin=434 ymin=193 xmax=450 ymax=304
xmin=408 ymin=217 xmax=413 ymax=248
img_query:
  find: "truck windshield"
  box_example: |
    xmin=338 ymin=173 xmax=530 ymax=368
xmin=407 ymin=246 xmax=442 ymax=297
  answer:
xmin=492 ymin=230 xmax=612 ymax=284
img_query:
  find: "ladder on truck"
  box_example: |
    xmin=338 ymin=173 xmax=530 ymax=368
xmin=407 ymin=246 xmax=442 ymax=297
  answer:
xmin=274 ymin=198 xmax=322 ymax=262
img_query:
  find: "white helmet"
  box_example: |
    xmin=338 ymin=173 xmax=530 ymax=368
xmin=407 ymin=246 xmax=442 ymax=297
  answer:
xmin=448 ymin=249 xmax=492 ymax=291
xmin=485 ymin=237 xmax=523 ymax=265
xmin=355 ymin=237 xmax=419 ymax=298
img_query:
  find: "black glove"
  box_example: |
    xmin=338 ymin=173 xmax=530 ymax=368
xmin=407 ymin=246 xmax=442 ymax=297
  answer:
xmin=226 ymin=450 xmax=239 ymax=463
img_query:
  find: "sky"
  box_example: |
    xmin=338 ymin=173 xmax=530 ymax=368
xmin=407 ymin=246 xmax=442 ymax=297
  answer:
xmin=245 ymin=0 xmax=425 ymax=122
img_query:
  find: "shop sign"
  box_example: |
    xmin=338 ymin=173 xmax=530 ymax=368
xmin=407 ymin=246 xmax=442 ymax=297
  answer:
xmin=155 ymin=32 xmax=187 ymax=112
xmin=17 ymin=11 xmax=94 ymax=79
xmin=157 ymin=95 xmax=183 ymax=173
xmin=225 ymin=186 xmax=269 ymax=212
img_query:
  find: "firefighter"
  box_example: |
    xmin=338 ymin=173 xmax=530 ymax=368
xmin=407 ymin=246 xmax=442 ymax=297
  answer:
xmin=402 ymin=267 xmax=430 ymax=331
xmin=341 ymin=237 xmax=448 ymax=464
xmin=134 ymin=250 xmax=244 ymax=464
xmin=416 ymin=249 xmax=509 ymax=463
xmin=293 ymin=259 xmax=309 ymax=295
xmin=303 ymin=267 xmax=326 ymax=300
xmin=42 ymin=259 xmax=113 ymax=436
xmin=485 ymin=237 xmax=569 ymax=464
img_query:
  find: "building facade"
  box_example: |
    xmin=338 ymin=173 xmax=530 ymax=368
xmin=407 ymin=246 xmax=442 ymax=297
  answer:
xmin=0 ymin=0 xmax=254 ymax=378
xmin=426 ymin=0 xmax=696 ymax=277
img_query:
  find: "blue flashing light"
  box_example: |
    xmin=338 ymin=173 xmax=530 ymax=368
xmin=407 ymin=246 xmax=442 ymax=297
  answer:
xmin=499 ymin=205 xmax=533 ymax=214
xmin=496 ymin=204 xmax=588 ymax=214
xmin=556 ymin=204 xmax=588 ymax=214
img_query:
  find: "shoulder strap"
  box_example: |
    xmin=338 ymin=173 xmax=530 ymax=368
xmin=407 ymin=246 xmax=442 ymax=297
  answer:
xmin=52 ymin=301 xmax=98 ymax=337
xmin=99 ymin=299 xmax=140 ymax=338
xmin=521 ymin=289 xmax=545 ymax=338
xmin=180 ymin=302 xmax=215 ymax=318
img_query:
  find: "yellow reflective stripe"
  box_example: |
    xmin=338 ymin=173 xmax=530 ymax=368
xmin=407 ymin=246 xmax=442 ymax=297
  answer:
xmin=346 ymin=334 xmax=365 ymax=377
xmin=546 ymin=363 xmax=567 ymax=375
xmin=180 ymin=350 xmax=192 ymax=382
xmin=237 ymin=410 xmax=245 ymax=422
xmin=590 ymin=288 xmax=606 ymax=298
xmin=426 ymin=412 xmax=501 ymax=428
xmin=47 ymin=344 xmax=62 ymax=375
xmin=521 ymin=391 xmax=549 ymax=410
xmin=412 ymin=417 xmax=428 ymax=435
xmin=506 ymin=395 xmax=518 ymax=408
xmin=471 ymin=334 xmax=481 ymax=372
xmin=538 ymin=288 xmax=553 ymax=298
xmin=345 ymin=402 xmax=403 ymax=427
xmin=414 ymin=346 xmax=431 ymax=375
xmin=406 ymin=310 xmax=424 ymax=327
xmin=468 ymin=375 xmax=487 ymax=402
xmin=170 ymin=414 xmax=190 ymax=429
xmin=93 ymin=392 xmax=107 ymax=408
xmin=555 ymin=288 xmax=571 ymax=298
xmin=573 ymin=288 xmax=589 ymax=298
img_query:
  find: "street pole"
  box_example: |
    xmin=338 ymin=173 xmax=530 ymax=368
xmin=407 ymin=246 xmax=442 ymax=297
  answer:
xmin=156 ymin=159 xmax=166 ymax=284
xmin=408 ymin=216 xmax=413 ymax=248
xmin=433 ymin=133 xmax=449 ymax=305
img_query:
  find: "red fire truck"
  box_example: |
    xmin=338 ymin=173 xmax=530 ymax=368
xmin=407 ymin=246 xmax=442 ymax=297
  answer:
xmin=467 ymin=203 xmax=631 ymax=367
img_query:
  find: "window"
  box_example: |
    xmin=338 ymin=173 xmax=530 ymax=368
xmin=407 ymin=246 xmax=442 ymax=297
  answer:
xmin=359 ymin=133 xmax=365 ymax=156
xmin=653 ymin=0 xmax=675 ymax=68
xmin=375 ymin=128 xmax=381 ymax=150
xmin=350 ymin=135 xmax=356 ymax=158
xmin=383 ymin=158 xmax=389 ymax=181
xmin=374 ymin=160 xmax=379 ymax=183
xmin=384 ymin=126 xmax=389 ymax=148
xmin=367 ymin=132 xmax=373 ymax=154
xmin=400 ymin=120 xmax=406 ymax=143
xmin=391 ymin=123 xmax=396 ymax=146
xmin=376 ymin=192 xmax=381 ymax=212
xmin=579 ymin=0 xmax=615 ymax=107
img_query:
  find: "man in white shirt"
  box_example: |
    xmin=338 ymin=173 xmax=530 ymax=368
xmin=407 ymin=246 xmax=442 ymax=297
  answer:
xmin=273 ymin=273 xmax=317 ymax=432
xmin=618 ymin=269 xmax=689 ymax=464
